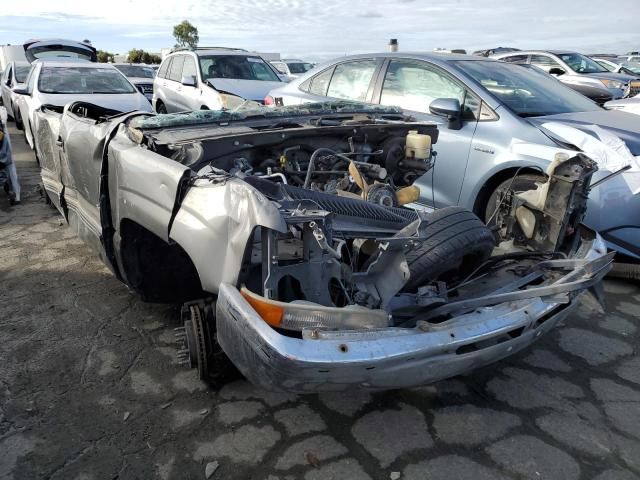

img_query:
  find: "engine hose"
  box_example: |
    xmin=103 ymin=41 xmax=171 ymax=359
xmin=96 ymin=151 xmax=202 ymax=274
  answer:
xmin=606 ymin=262 xmax=640 ymax=282
xmin=303 ymin=148 xmax=352 ymax=189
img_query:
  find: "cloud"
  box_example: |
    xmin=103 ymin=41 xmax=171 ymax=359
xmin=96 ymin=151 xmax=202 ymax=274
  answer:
xmin=1 ymin=0 xmax=639 ymax=60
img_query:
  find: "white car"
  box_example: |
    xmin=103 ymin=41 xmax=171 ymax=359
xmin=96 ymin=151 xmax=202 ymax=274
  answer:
xmin=152 ymin=48 xmax=284 ymax=113
xmin=113 ymin=63 xmax=156 ymax=102
xmin=269 ymin=59 xmax=314 ymax=79
xmin=14 ymin=61 xmax=151 ymax=150
xmin=0 ymin=61 xmax=31 ymax=121
xmin=606 ymin=95 xmax=640 ymax=116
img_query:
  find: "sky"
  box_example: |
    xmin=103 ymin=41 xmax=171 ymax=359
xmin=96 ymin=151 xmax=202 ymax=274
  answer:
xmin=2 ymin=0 xmax=639 ymax=62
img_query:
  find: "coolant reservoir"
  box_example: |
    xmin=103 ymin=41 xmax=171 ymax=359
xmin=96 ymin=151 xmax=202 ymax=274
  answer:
xmin=405 ymin=130 xmax=431 ymax=160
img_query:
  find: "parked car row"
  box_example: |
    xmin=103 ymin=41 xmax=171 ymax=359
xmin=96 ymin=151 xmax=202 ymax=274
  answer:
xmin=0 ymin=40 xmax=153 ymax=154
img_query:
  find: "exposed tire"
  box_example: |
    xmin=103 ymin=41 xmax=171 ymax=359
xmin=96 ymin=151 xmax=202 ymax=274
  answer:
xmin=155 ymin=101 xmax=167 ymax=114
xmin=484 ymin=174 xmax=546 ymax=225
xmin=404 ymin=206 xmax=496 ymax=291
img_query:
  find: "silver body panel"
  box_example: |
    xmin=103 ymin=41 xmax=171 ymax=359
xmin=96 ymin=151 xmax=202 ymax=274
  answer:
xmin=267 ymin=52 xmax=640 ymax=259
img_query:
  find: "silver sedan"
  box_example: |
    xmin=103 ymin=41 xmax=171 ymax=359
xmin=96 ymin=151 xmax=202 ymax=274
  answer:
xmin=267 ymin=53 xmax=640 ymax=261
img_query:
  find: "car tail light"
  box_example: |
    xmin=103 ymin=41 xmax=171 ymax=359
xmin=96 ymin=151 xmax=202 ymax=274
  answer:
xmin=263 ymin=95 xmax=275 ymax=106
xmin=239 ymin=287 xmax=389 ymax=331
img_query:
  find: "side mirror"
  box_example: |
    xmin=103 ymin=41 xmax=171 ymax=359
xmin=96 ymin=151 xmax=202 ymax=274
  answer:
xmin=548 ymin=67 xmax=566 ymax=76
xmin=181 ymin=75 xmax=197 ymax=87
xmin=12 ymin=87 xmax=28 ymax=95
xmin=429 ymin=98 xmax=462 ymax=130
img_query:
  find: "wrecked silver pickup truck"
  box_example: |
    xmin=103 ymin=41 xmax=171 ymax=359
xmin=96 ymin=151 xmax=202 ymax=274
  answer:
xmin=35 ymin=101 xmax=612 ymax=392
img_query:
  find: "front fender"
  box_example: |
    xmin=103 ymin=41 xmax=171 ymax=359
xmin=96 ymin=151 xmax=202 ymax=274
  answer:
xmin=169 ymin=178 xmax=287 ymax=293
xmin=459 ymin=140 xmax=577 ymax=209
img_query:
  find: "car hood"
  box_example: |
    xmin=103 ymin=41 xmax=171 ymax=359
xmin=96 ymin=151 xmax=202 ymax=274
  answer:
xmin=528 ymin=110 xmax=640 ymax=155
xmin=583 ymin=72 xmax=637 ymax=83
xmin=127 ymin=77 xmax=155 ymax=84
xmin=40 ymin=92 xmax=152 ymax=113
xmin=207 ymin=78 xmax=283 ymax=102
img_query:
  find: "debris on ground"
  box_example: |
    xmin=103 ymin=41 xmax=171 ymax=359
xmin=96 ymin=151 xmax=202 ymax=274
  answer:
xmin=205 ymin=461 xmax=219 ymax=479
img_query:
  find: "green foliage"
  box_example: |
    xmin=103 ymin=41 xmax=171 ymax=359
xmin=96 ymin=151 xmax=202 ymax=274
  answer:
xmin=97 ymin=50 xmax=115 ymax=63
xmin=127 ymin=49 xmax=162 ymax=64
xmin=173 ymin=20 xmax=199 ymax=49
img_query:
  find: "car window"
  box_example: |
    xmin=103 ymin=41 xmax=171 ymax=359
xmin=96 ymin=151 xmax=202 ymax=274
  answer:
xmin=26 ymin=67 xmax=37 ymax=93
xmin=622 ymin=62 xmax=640 ymax=74
xmin=529 ymin=55 xmax=564 ymax=73
xmin=380 ymin=60 xmax=465 ymax=114
xmin=3 ymin=65 xmax=12 ymax=86
xmin=326 ymin=60 xmax=377 ymax=101
xmin=168 ymin=55 xmax=185 ymax=82
xmin=287 ymin=63 xmax=309 ymax=74
xmin=114 ymin=65 xmax=156 ymax=79
xmin=454 ymin=60 xmax=601 ymax=117
xmin=198 ymin=55 xmax=280 ymax=82
xmin=158 ymin=58 xmax=171 ymax=79
xmin=501 ymin=54 xmax=529 ymax=64
xmin=15 ymin=66 xmax=32 ymax=83
xmin=558 ymin=53 xmax=607 ymax=73
xmin=271 ymin=62 xmax=287 ymax=74
xmin=182 ymin=56 xmax=197 ymax=80
xmin=308 ymin=68 xmax=333 ymax=96
xmin=596 ymin=60 xmax=616 ymax=72
xmin=38 ymin=66 xmax=137 ymax=94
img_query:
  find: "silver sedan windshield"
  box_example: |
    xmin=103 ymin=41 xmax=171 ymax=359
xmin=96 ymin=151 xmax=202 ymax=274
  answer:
xmin=454 ymin=60 xmax=602 ymax=117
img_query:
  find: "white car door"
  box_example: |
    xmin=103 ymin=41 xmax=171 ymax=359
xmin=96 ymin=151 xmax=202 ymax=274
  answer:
xmin=176 ymin=55 xmax=201 ymax=111
xmin=164 ymin=55 xmax=185 ymax=112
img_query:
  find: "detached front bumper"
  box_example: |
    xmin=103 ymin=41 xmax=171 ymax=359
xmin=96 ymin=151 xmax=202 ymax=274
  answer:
xmin=216 ymin=235 xmax=612 ymax=392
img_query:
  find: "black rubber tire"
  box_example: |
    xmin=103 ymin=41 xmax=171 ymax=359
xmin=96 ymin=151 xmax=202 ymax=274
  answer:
xmin=155 ymin=101 xmax=167 ymax=114
xmin=484 ymin=174 xmax=546 ymax=225
xmin=404 ymin=206 xmax=496 ymax=291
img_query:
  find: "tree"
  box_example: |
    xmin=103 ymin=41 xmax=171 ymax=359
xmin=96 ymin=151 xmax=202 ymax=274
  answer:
xmin=97 ymin=50 xmax=115 ymax=63
xmin=127 ymin=48 xmax=144 ymax=63
xmin=127 ymin=49 xmax=162 ymax=64
xmin=173 ymin=20 xmax=199 ymax=49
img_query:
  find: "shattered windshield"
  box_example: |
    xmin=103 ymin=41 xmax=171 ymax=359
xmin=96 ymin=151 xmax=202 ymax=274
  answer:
xmin=455 ymin=60 xmax=601 ymax=117
xmin=38 ymin=67 xmax=137 ymax=94
xmin=129 ymin=101 xmax=405 ymax=129
xmin=199 ymin=55 xmax=280 ymax=82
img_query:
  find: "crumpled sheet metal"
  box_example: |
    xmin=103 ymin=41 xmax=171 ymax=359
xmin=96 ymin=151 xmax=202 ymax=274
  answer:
xmin=541 ymin=121 xmax=640 ymax=194
xmin=169 ymin=177 xmax=286 ymax=292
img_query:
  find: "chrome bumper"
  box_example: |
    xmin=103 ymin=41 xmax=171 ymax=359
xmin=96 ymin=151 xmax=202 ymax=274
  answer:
xmin=215 ymin=235 xmax=612 ymax=392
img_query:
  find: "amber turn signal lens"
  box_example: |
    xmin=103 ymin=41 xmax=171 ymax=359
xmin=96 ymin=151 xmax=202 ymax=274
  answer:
xmin=240 ymin=288 xmax=284 ymax=327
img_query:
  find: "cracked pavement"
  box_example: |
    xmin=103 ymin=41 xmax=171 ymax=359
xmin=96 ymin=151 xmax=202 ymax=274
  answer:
xmin=1 ymin=125 xmax=639 ymax=480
